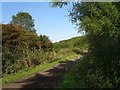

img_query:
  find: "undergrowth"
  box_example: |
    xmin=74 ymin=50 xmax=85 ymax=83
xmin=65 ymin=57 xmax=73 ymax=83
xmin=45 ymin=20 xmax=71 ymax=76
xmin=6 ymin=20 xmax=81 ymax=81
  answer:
xmin=1 ymin=51 xmax=80 ymax=85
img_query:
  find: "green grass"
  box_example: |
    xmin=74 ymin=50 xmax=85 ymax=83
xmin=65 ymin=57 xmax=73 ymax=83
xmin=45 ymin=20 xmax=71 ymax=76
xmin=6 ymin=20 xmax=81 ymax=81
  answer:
xmin=1 ymin=52 xmax=80 ymax=86
xmin=57 ymin=64 xmax=78 ymax=89
xmin=57 ymin=53 xmax=87 ymax=89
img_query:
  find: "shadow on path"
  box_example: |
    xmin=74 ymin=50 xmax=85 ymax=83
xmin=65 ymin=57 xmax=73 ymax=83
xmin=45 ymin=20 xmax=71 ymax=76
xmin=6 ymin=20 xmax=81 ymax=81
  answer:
xmin=2 ymin=58 xmax=80 ymax=90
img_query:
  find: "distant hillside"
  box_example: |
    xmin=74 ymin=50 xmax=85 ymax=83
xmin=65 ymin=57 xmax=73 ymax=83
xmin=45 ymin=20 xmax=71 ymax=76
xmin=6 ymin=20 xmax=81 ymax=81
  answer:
xmin=53 ymin=36 xmax=88 ymax=52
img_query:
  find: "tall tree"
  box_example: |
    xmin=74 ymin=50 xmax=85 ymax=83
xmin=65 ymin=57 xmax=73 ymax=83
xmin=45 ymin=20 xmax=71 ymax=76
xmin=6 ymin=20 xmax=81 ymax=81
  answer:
xmin=51 ymin=2 xmax=120 ymax=87
xmin=10 ymin=12 xmax=36 ymax=33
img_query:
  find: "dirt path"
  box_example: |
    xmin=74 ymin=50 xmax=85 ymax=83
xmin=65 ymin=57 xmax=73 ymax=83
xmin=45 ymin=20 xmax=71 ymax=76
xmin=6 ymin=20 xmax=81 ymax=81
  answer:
xmin=2 ymin=58 xmax=80 ymax=90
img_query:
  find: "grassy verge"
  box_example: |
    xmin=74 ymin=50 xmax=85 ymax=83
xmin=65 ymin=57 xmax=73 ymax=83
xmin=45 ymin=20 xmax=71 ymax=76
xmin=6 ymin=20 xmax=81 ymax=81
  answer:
xmin=1 ymin=52 xmax=80 ymax=85
xmin=57 ymin=52 xmax=93 ymax=89
xmin=57 ymin=53 xmax=88 ymax=89
xmin=57 ymin=64 xmax=78 ymax=89
xmin=58 ymin=51 xmax=120 ymax=88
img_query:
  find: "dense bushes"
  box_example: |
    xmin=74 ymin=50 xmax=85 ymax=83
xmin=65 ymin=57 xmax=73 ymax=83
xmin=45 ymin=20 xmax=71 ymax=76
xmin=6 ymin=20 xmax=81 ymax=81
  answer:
xmin=82 ymin=3 xmax=120 ymax=88
xmin=2 ymin=24 xmax=80 ymax=76
xmin=52 ymin=2 xmax=120 ymax=88
xmin=59 ymin=51 xmax=119 ymax=88
xmin=39 ymin=35 xmax=53 ymax=51
xmin=2 ymin=23 xmax=82 ymax=76
xmin=60 ymin=53 xmax=120 ymax=88
xmin=2 ymin=24 xmax=40 ymax=52
xmin=2 ymin=24 xmax=53 ymax=74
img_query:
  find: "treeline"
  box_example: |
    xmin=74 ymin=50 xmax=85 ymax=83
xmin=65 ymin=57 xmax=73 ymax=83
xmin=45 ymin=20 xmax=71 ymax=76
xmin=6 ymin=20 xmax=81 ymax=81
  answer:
xmin=52 ymin=2 xmax=120 ymax=88
xmin=54 ymin=36 xmax=88 ymax=52
xmin=2 ymin=12 xmax=85 ymax=76
xmin=2 ymin=24 xmax=85 ymax=75
xmin=2 ymin=24 xmax=53 ymax=74
xmin=53 ymin=36 xmax=88 ymax=56
xmin=2 ymin=12 xmax=55 ymax=75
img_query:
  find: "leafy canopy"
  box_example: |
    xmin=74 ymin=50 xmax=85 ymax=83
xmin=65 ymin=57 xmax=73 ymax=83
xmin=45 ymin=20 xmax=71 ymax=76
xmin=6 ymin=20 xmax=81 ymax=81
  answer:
xmin=51 ymin=2 xmax=120 ymax=88
xmin=10 ymin=12 xmax=36 ymax=33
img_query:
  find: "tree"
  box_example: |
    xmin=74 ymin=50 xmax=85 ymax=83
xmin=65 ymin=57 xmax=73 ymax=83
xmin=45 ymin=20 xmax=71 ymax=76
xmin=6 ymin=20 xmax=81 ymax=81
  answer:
xmin=2 ymin=24 xmax=40 ymax=52
xmin=2 ymin=24 xmax=41 ymax=73
xmin=10 ymin=12 xmax=36 ymax=33
xmin=39 ymin=35 xmax=53 ymax=51
xmin=51 ymin=2 xmax=120 ymax=88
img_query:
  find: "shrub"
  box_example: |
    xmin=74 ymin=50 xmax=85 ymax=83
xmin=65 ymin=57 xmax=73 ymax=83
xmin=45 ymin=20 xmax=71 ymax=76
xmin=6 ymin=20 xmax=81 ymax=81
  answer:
xmin=2 ymin=24 xmax=54 ymax=75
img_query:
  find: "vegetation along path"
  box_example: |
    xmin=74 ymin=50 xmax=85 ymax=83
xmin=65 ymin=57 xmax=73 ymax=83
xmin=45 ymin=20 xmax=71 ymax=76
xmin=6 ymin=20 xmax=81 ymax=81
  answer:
xmin=2 ymin=57 xmax=80 ymax=89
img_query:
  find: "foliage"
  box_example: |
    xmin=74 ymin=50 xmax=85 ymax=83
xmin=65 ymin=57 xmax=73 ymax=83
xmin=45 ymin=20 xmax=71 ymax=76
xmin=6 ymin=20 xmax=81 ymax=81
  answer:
xmin=50 ymin=1 xmax=68 ymax=8
xmin=2 ymin=24 xmax=53 ymax=74
xmin=2 ymin=10 xmax=82 ymax=86
xmin=2 ymin=24 xmax=40 ymax=52
xmin=10 ymin=12 xmax=36 ymax=33
xmin=59 ymin=53 xmax=120 ymax=88
xmin=39 ymin=35 xmax=53 ymax=51
xmin=53 ymin=36 xmax=88 ymax=52
xmin=69 ymin=2 xmax=120 ymax=88
xmin=2 ymin=49 xmax=80 ymax=85
xmin=52 ymin=2 xmax=120 ymax=88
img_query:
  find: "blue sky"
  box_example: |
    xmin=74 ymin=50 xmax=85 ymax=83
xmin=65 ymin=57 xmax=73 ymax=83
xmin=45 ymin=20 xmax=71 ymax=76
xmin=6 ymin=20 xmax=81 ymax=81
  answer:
xmin=2 ymin=2 xmax=81 ymax=42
